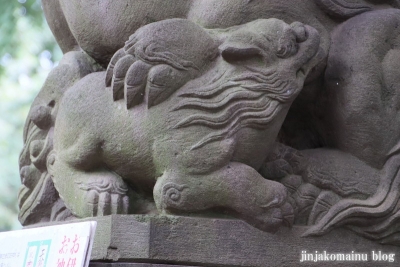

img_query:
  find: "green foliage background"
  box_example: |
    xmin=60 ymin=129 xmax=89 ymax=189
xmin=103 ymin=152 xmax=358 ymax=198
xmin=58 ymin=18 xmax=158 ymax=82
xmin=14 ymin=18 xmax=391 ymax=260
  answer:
xmin=0 ymin=0 xmax=62 ymax=231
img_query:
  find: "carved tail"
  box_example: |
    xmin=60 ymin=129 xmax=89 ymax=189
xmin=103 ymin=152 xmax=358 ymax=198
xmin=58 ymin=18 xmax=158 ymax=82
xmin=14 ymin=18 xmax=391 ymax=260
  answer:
xmin=304 ymin=153 xmax=400 ymax=246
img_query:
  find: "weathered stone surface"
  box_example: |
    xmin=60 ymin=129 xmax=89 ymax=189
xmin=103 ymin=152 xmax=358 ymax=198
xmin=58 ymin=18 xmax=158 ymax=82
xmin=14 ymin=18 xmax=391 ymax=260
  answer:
xmin=86 ymin=215 xmax=400 ymax=267
xmin=18 ymin=0 xmax=400 ymax=250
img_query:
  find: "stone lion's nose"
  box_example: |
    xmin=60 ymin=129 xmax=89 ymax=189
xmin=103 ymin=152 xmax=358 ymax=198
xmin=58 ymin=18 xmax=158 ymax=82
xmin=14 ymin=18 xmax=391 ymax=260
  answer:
xmin=290 ymin=22 xmax=308 ymax=43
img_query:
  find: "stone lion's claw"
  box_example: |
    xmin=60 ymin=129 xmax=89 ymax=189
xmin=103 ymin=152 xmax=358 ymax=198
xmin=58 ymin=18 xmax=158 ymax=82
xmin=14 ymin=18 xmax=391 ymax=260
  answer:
xmin=98 ymin=191 xmax=111 ymax=216
xmin=111 ymin=193 xmax=130 ymax=214
xmin=122 ymin=195 xmax=129 ymax=214
xmin=124 ymin=61 xmax=151 ymax=109
xmin=111 ymin=54 xmax=136 ymax=100
xmin=85 ymin=191 xmax=129 ymax=216
xmin=86 ymin=189 xmax=99 ymax=217
xmin=106 ymin=48 xmax=127 ymax=87
xmin=111 ymin=194 xmax=120 ymax=214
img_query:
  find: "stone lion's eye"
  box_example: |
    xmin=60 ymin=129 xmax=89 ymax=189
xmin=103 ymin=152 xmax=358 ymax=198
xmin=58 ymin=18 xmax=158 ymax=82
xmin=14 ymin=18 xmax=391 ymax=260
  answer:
xmin=277 ymin=44 xmax=291 ymax=58
xmin=276 ymin=42 xmax=298 ymax=59
xmin=277 ymin=46 xmax=286 ymax=55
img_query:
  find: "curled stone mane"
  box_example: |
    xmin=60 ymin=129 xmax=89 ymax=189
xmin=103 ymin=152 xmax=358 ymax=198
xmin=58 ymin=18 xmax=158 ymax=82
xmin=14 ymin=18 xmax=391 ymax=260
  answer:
xmin=173 ymin=68 xmax=295 ymax=150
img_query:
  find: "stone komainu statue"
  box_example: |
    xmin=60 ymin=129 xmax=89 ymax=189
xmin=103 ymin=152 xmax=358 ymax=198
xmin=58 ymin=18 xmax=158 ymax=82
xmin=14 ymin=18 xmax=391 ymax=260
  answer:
xmin=18 ymin=0 xmax=400 ymax=245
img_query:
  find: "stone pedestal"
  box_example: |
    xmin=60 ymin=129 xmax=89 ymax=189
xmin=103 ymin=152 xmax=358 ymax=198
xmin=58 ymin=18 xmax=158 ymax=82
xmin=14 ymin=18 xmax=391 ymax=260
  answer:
xmin=89 ymin=264 xmax=195 ymax=267
xmin=86 ymin=215 xmax=400 ymax=267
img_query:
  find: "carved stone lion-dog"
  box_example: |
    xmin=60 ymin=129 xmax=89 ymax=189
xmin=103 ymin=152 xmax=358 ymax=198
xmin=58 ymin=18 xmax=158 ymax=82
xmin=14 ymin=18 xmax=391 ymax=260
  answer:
xmin=45 ymin=18 xmax=323 ymax=232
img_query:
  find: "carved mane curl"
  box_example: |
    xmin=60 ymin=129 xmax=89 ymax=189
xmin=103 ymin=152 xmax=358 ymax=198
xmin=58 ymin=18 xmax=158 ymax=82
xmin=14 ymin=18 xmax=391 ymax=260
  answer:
xmin=173 ymin=68 xmax=296 ymax=150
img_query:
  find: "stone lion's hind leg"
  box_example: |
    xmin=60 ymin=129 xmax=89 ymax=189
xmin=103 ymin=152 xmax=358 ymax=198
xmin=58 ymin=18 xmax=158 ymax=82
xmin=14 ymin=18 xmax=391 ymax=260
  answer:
xmin=153 ymin=162 xmax=294 ymax=233
xmin=47 ymin=151 xmax=130 ymax=218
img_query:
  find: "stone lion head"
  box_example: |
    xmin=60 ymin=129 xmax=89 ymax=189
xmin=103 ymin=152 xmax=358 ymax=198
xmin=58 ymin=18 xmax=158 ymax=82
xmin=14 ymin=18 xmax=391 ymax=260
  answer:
xmin=106 ymin=18 xmax=323 ymax=149
xmin=172 ymin=19 xmax=324 ymax=149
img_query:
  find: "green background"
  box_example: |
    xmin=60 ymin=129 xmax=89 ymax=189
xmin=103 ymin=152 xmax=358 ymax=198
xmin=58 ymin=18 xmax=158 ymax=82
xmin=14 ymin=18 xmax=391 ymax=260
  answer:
xmin=0 ymin=0 xmax=62 ymax=231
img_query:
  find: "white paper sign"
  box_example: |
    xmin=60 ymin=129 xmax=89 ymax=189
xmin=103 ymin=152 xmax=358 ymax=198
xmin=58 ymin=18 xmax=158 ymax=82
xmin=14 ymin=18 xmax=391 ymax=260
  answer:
xmin=0 ymin=221 xmax=96 ymax=267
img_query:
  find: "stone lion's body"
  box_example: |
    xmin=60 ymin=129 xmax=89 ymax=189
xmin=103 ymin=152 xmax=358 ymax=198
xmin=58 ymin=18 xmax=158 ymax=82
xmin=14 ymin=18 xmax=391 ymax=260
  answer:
xmin=17 ymin=0 xmax=400 ymax=244
xmin=55 ymin=70 xmax=274 ymax=195
xmin=47 ymin=18 xmax=322 ymax=231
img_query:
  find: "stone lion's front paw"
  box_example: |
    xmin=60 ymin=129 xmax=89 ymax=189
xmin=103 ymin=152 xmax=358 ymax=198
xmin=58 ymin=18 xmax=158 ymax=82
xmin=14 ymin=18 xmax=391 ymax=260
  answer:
xmin=105 ymin=46 xmax=192 ymax=109
xmin=104 ymin=19 xmax=219 ymax=109
xmin=105 ymin=47 xmax=147 ymax=107
xmin=76 ymin=176 xmax=130 ymax=216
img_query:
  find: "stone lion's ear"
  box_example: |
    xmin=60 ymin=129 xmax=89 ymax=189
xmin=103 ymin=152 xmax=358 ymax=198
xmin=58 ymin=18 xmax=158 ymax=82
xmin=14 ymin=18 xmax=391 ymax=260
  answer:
xmin=219 ymin=42 xmax=263 ymax=63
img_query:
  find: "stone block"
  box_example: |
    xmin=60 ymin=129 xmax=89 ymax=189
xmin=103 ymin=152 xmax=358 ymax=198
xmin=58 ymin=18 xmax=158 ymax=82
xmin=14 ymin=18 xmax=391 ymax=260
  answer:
xmin=88 ymin=215 xmax=400 ymax=267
